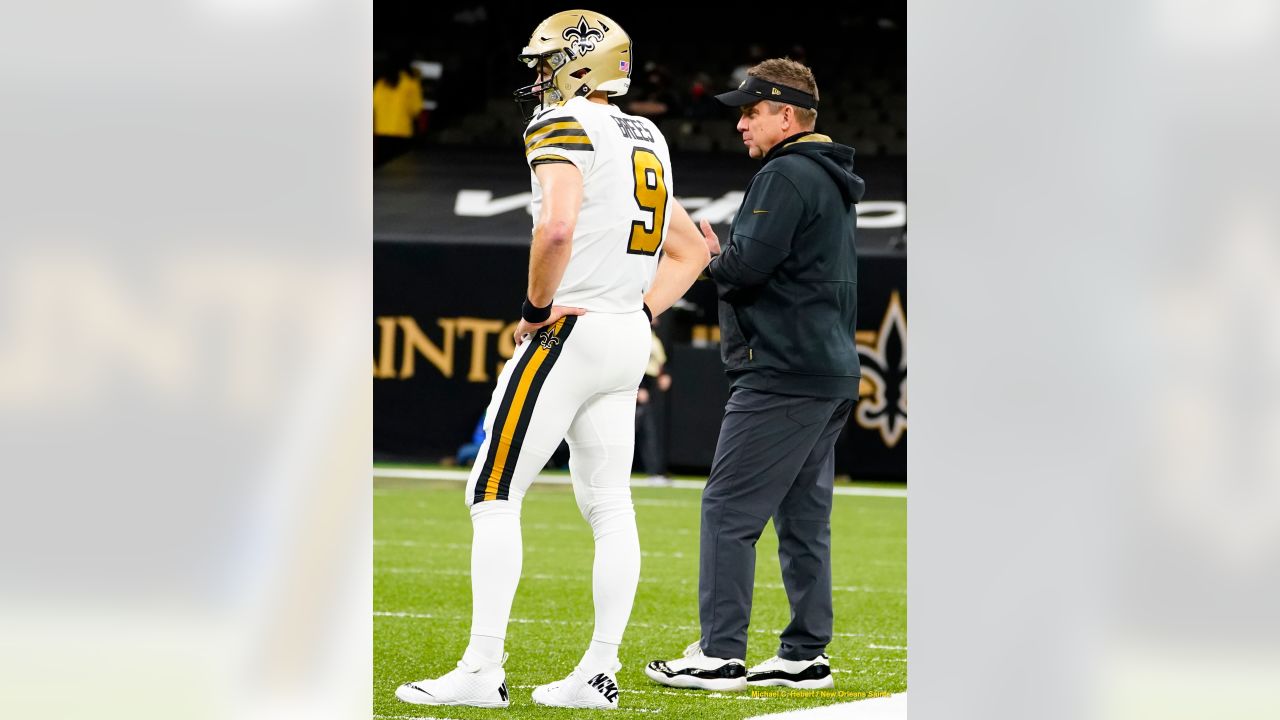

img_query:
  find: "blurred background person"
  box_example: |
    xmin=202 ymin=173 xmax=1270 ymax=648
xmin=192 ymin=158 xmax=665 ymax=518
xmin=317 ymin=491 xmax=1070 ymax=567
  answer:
xmin=729 ymin=44 xmax=767 ymax=90
xmin=635 ymin=321 xmax=673 ymax=486
xmin=373 ymin=54 xmax=423 ymax=168
xmin=625 ymin=61 xmax=680 ymax=121
xmin=685 ymin=72 xmax=720 ymax=121
xmin=454 ymin=412 xmax=486 ymax=467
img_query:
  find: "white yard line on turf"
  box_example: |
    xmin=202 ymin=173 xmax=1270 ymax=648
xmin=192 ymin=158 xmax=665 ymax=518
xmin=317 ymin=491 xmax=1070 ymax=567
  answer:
xmin=373 ymin=467 xmax=906 ymax=498
xmin=374 ymin=611 xmax=904 ymax=641
xmin=376 ymin=541 xmax=689 ymax=557
xmin=381 ymin=565 xmax=903 ymax=594
xmin=377 ymin=541 xmax=893 ymax=568
xmin=745 ymin=692 xmax=906 ymax=719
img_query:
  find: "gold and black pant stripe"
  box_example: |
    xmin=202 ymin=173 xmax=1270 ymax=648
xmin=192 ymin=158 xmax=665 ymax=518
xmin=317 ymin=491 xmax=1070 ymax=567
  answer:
xmin=473 ymin=315 xmax=578 ymax=503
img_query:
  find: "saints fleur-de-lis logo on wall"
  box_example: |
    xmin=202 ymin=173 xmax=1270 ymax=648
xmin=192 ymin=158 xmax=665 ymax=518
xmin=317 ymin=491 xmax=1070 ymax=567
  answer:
xmin=855 ymin=291 xmax=907 ymax=447
xmin=562 ymin=16 xmax=605 ymax=56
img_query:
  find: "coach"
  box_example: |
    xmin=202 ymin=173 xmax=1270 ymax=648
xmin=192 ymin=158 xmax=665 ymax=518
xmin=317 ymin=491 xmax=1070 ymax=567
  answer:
xmin=647 ymin=58 xmax=865 ymax=689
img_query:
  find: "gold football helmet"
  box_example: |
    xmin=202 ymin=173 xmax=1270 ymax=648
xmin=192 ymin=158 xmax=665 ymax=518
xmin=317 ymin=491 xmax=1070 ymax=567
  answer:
xmin=514 ymin=10 xmax=632 ymax=119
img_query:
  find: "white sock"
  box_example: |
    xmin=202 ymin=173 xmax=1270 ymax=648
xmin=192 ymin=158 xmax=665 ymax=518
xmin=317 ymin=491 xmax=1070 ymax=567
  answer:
xmin=580 ymin=487 xmax=639 ymax=672
xmin=462 ymin=634 xmax=504 ymax=668
xmin=463 ymin=500 xmax=522 ymax=667
xmin=582 ymin=639 xmax=621 ymax=672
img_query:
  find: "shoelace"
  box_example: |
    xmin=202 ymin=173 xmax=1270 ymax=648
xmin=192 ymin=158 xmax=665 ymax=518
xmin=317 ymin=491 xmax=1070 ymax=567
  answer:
xmin=681 ymin=640 xmax=702 ymax=657
xmin=753 ymin=656 xmax=786 ymax=672
xmin=567 ymin=666 xmax=591 ymax=686
xmin=542 ymin=666 xmax=590 ymax=693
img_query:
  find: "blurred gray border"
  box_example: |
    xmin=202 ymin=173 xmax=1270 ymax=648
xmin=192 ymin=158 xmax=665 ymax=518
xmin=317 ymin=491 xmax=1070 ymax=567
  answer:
xmin=911 ymin=1 xmax=1280 ymax=718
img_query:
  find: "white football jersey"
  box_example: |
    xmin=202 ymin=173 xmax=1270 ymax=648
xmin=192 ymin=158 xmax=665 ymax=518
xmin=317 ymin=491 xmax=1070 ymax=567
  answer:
xmin=524 ymin=96 xmax=673 ymax=314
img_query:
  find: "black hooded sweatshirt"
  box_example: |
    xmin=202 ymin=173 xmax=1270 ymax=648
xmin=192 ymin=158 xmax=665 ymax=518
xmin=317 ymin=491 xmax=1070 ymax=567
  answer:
xmin=706 ymin=131 xmax=867 ymax=399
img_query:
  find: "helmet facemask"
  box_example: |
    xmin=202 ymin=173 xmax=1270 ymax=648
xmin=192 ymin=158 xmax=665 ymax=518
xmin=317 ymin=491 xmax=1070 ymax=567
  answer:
xmin=513 ymin=49 xmax=569 ymax=122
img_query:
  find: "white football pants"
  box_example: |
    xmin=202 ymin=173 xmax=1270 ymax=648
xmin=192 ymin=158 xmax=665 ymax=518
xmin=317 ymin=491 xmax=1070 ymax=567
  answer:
xmin=461 ymin=310 xmax=649 ymax=660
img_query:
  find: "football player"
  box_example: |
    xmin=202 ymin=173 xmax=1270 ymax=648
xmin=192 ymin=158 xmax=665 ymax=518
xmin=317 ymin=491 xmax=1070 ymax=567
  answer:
xmin=395 ymin=9 xmax=711 ymax=711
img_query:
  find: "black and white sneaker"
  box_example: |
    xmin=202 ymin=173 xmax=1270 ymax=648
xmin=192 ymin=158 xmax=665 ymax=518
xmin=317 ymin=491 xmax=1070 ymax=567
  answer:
xmin=746 ymin=654 xmax=834 ymax=689
xmin=644 ymin=641 xmax=747 ymax=691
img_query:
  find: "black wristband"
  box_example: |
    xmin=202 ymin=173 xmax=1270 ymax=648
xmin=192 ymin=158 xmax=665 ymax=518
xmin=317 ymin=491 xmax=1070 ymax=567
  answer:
xmin=521 ymin=296 xmax=552 ymax=323
xmin=642 ymin=303 xmax=653 ymax=322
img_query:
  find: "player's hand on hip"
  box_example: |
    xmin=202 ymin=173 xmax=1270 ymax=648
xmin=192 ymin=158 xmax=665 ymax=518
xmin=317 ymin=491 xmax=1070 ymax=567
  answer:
xmin=699 ymin=219 xmax=720 ymax=256
xmin=514 ymin=306 xmax=587 ymax=345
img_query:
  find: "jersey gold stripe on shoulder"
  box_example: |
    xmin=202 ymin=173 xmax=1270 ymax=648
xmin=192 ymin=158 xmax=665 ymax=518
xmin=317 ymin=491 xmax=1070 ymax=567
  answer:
xmin=524 ymin=121 xmax=584 ymax=146
xmin=526 ymin=135 xmax=593 ymax=154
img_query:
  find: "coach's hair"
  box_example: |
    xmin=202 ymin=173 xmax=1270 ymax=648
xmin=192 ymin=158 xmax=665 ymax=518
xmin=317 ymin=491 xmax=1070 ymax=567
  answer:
xmin=748 ymin=58 xmax=819 ymax=128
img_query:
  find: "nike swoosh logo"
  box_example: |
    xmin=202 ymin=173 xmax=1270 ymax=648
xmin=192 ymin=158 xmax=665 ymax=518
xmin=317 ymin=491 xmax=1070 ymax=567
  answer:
xmin=753 ymin=209 xmax=768 ymax=214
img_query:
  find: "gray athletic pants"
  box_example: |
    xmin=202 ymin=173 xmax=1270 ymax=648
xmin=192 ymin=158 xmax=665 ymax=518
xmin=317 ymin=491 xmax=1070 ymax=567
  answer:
xmin=699 ymin=386 xmax=854 ymax=661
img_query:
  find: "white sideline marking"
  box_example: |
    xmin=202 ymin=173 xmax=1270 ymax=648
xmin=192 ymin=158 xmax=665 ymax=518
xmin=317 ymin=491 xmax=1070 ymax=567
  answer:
xmin=377 ymin=611 xmax=444 ymax=619
xmin=373 ymin=611 xmax=903 ymax=640
xmin=632 ymin=498 xmax=697 ymax=507
xmin=381 ymin=565 xmax=904 ymax=594
xmin=373 ymin=467 xmax=906 ymax=498
xmin=868 ymin=644 xmax=908 ymax=651
xmin=378 ymin=541 xmax=893 ymax=569
xmin=643 ymin=550 xmax=688 ymax=558
xmin=745 ymin=692 xmax=906 ymax=719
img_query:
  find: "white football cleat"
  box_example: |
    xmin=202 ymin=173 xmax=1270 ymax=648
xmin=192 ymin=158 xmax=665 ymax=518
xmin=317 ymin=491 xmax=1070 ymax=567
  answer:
xmin=746 ymin=654 xmax=834 ymax=689
xmin=532 ymin=664 xmax=621 ymax=709
xmin=395 ymin=655 xmax=510 ymax=708
xmin=644 ymin=641 xmax=747 ymax=691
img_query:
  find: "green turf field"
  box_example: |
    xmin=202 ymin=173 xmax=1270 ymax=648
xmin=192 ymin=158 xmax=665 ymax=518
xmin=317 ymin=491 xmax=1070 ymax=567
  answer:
xmin=374 ymin=474 xmax=906 ymax=718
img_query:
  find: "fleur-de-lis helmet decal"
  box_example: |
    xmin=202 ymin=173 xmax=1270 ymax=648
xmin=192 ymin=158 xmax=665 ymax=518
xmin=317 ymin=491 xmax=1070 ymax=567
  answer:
xmin=562 ymin=16 xmax=605 ymax=57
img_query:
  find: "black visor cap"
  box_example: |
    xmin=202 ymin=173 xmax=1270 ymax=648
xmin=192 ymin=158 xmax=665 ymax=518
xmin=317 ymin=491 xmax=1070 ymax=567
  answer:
xmin=714 ymin=76 xmax=816 ymax=110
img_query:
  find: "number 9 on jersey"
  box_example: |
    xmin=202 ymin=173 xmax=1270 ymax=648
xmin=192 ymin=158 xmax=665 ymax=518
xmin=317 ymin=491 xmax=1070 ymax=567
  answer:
xmin=627 ymin=147 xmax=667 ymax=256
